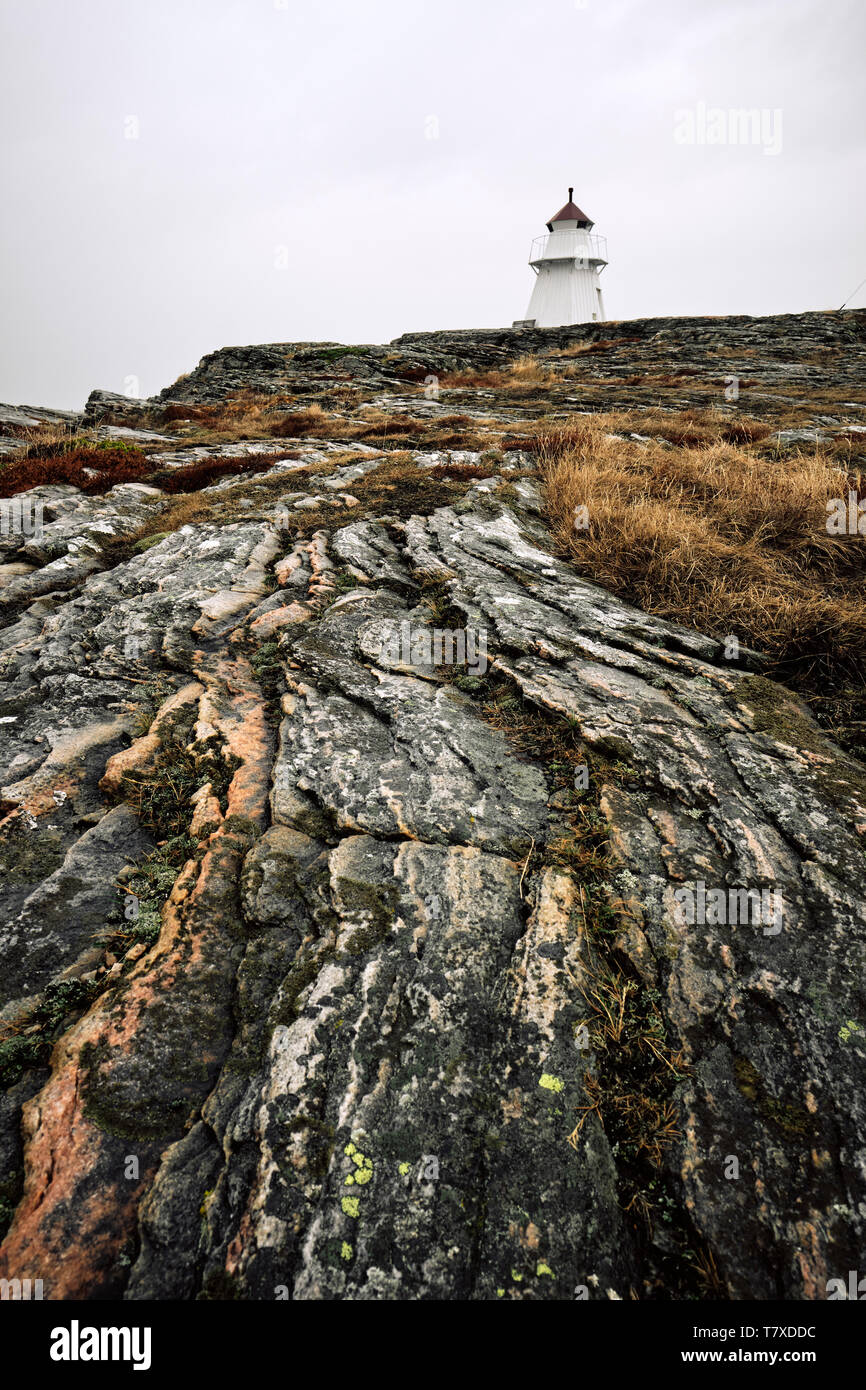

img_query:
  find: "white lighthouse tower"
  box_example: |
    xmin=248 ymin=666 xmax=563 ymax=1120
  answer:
xmin=516 ymin=189 xmax=608 ymax=328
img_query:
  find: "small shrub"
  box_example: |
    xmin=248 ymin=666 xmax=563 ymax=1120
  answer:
xmin=0 ymin=444 xmax=148 ymax=495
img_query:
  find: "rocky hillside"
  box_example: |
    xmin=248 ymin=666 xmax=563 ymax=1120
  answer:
xmin=0 ymin=309 xmax=864 ymax=1301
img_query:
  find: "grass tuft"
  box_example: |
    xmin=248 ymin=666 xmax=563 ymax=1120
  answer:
xmin=538 ymin=415 xmax=866 ymax=694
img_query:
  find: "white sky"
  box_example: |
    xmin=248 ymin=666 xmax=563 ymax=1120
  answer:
xmin=1 ymin=0 xmax=864 ymax=408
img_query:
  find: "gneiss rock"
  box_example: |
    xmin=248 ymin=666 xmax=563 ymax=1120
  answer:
xmin=83 ymin=389 xmax=161 ymax=423
xmin=0 ymin=309 xmax=863 ymax=1301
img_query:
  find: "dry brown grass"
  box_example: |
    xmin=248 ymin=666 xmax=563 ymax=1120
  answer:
xmin=346 ymin=410 xmax=494 ymax=451
xmin=107 ymin=454 xmax=350 ymax=541
xmin=153 ymin=392 xmax=297 ymax=445
xmin=74 ymin=392 xmax=304 ymax=450
xmin=442 ymin=355 xmax=561 ymax=392
xmin=512 ymin=406 xmax=771 ymax=450
xmin=555 ymin=342 xmax=595 ymax=358
xmin=0 ymin=421 xmax=77 ymax=449
xmin=267 ymin=404 xmax=327 ymax=437
xmin=103 ymin=394 xmax=494 ymax=453
xmin=113 ymin=451 xmax=491 ymax=551
xmin=538 ymin=415 xmax=866 ymax=690
xmin=510 ymin=354 xmax=558 ymax=383
xmin=258 ymin=403 xmax=495 ymax=451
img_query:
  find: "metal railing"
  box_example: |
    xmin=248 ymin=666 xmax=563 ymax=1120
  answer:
xmin=529 ymin=233 xmax=608 ymax=265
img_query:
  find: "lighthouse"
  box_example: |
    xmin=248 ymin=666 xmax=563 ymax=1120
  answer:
xmin=515 ymin=189 xmax=608 ymax=328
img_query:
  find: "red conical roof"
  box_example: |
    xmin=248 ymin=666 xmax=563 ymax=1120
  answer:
xmin=547 ymin=187 xmax=593 ymax=229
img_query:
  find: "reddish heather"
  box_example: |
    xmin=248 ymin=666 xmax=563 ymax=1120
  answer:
xmin=0 ymin=445 xmax=301 ymax=498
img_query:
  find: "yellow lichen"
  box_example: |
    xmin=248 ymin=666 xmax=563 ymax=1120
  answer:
xmin=539 ymin=1072 xmax=564 ymax=1093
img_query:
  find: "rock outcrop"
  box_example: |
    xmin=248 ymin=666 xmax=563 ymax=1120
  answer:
xmin=0 ymin=310 xmax=864 ymax=1300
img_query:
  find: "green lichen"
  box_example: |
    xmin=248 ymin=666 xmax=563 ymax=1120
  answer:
xmin=734 ymin=675 xmax=824 ymax=751
xmin=0 ymin=817 xmax=65 ymax=888
xmin=133 ymin=531 xmax=169 ymax=553
xmin=1 ymin=979 xmax=104 ymax=1092
xmin=733 ymin=675 xmax=866 ymax=805
xmin=336 ymin=877 xmax=399 ymax=957
xmin=341 ymin=1242 xmax=353 ymax=1261
xmin=539 ymin=1072 xmax=564 ymax=1093
xmin=309 ymin=345 xmax=372 ymax=362
xmin=0 ymin=1034 xmax=48 ymax=1090
xmin=341 ymin=1196 xmax=360 ymax=1218
xmin=536 ymin=1262 xmax=554 ymax=1278
xmin=733 ymin=1056 xmax=814 ymax=1137
xmin=221 ymin=813 xmax=262 ymax=840
xmin=398 ymin=1162 xmax=411 ymax=1177
xmin=275 ymin=941 xmax=335 ymax=1022
xmin=839 ymin=1020 xmax=862 ymax=1044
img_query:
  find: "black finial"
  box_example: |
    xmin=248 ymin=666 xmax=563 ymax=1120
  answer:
xmin=568 ymin=186 xmax=573 ymax=200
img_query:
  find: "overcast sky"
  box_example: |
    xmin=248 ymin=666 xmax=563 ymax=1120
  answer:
xmin=1 ymin=0 xmax=864 ymax=409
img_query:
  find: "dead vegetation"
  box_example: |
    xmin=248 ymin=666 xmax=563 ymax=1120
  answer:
xmin=113 ymin=451 xmax=496 ymax=551
xmin=5 ymin=345 xmax=862 ymax=741
xmin=0 ymin=438 xmax=302 ymax=497
xmin=0 ymin=440 xmax=150 ymax=495
xmin=442 ymin=354 xmax=563 ymax=392
xmin=537 ymin=414 xmax=866 ymax=695
xmin=509 ymin=405 xmax=771 ymax=450
xmin=261 ymin=451 xmax=496 ymax=533
xmin=266 ymin=405 xmax=495 ymax=452
xmin=142 ymin=393 xmax=498 ymax=453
